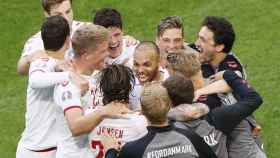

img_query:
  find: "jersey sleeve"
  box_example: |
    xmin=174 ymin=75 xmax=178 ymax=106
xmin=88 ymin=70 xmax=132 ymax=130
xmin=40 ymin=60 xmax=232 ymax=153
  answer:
xmin=206 ymin=70 xmax=263 ymax=135
xmin=28 ymin=58 xmax=70 ymax=88
xmin=29 ymin=58 xmax=53 ymax=75
xmin=54 ymin=81 xmax=82 ymax=114
xmin=21 ymin=32 xmax=44 ymax=57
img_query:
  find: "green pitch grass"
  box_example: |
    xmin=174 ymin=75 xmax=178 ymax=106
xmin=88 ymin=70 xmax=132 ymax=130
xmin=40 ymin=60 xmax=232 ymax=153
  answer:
xmin=0 ymin=0 xmax=279 ymax=157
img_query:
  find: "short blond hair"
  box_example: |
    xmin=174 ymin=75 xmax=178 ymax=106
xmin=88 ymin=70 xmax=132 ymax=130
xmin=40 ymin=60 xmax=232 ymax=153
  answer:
xmin=72 ymin=24 xmax=108 ymax=57
xmin=157 ymin=16 xmax=184 ymax=37
xmin=140 ymin=82 xmax=171 ymax=124
xmin=166 ymin=48 xmax=201 ymax=78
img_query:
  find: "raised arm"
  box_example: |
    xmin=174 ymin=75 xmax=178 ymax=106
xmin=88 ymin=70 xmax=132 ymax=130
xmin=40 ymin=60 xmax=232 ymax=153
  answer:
xmin=194 ymin=79 xmax=232 ymax=100
xmin=17 ymin=34 xmax=45 ymax=75
xmin=206 ymin=70 xmax=263 ymax=135
xmin=54 ymin=82 xmax=131 ymax=136
xmin=17 ymin=50 xmax=48 ymax=75
xmin=29 ymin=71 xmax=70 ymax=88
xmin=168 ymin=103 xmax=209 ymax=121
xmin=28 ymin=58 xmax=70 ymax=88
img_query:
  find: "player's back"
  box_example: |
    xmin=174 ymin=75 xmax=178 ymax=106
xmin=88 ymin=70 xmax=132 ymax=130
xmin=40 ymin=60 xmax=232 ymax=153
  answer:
xmin=85 ymin=110 xmax=148 ymax=158
xmin=174 ymin=119 xmax=228 ymax=158
xmin=20 ymin=57 xmax=59 ymax=150
xmin=119 ymin=125 xmax=201 ymax=158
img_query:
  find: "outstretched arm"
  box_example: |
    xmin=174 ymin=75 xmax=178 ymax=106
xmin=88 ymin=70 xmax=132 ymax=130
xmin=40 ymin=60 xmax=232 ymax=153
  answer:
xmin=17 ymin=50 xmax=47 ymax=75
xmin=206 ymin=70 xmax=263 ymax=135
xmin=28 ymin=58 xmax=71 ymax=88
xmin=194 ymin=80 xmax=232 ymax=100
xmin=168 ymin=103 xmax=209 ymax=121
xmin=65 ymin=103 xmax=131 ymax=136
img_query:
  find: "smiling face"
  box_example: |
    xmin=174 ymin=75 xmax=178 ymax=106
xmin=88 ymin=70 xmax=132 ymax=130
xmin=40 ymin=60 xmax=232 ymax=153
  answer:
xmin=133 ymin=47 xmax=160 ymax=84
xmin=107 ymin=27 xmax=123 ymax=58
xmin=195 ymin=26 xmax=217 ymax=63
xmin=86 ymin=40 xmax=109 ymax=70
xmin=157 ymin=28 xmax=184 ymax=54
xmin=72 ymin=24 xmax=109 ymax=72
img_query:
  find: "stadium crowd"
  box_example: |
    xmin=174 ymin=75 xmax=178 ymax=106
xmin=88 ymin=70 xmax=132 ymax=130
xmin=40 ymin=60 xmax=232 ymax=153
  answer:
xmin=16 ymin=0 xmax=266 ymax=158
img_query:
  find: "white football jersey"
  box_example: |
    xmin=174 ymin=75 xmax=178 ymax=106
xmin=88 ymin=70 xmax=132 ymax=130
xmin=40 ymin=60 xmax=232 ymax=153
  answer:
xmin=104 ymin=39 xmax=137 ymax=68
xmin=19 ymin=57 xmax=60 ymax=150
xmin=85 ymin=109 xmax=147 ymax=158
xmin=21 ymin=21 xmax=85 ymax=57
xmin=53 ymin=75 xmax=93 ymax=158
xmin=88 ymin=73 xmax=103 ymax=108
xmin=129 ymin=67 xmax=170 ymax=110
xmin=88 ymin=68 xmax=170 ymax=111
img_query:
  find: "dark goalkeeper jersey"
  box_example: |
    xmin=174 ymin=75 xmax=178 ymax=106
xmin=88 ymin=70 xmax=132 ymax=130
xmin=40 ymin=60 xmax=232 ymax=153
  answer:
xmin=170 ymin=71 xmax=263 ymax=158
xmin=119 ymin=125 xmax=217 ymax=158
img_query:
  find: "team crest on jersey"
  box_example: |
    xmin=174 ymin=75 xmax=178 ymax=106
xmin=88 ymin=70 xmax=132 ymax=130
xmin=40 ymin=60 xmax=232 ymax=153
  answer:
xmin=62 ymin=91 xmax=72 ymax=101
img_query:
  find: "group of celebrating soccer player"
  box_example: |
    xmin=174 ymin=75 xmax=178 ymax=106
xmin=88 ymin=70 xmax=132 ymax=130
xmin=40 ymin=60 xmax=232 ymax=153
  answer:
xmin=16 ymin=0 xmax=267 ymax=158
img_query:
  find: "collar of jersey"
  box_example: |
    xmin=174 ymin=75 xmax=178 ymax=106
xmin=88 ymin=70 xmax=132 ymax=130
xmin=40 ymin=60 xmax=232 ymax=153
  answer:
xmin=147 ymin=125 xmax=173 ymax=133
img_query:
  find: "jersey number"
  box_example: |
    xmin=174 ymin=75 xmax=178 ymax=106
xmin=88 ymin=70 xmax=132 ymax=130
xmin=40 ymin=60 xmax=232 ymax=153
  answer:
xmin=91 ymin=140 xmax=104 ymax=158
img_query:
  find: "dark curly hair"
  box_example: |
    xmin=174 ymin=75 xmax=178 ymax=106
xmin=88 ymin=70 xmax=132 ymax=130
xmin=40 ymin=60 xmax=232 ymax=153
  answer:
xmin=41 ymin=15 xmax=70 ymax=51
xmin=99 ymin=64 xmax=135 ymax=105
xmin=93 ymin=8 xmax=122 ymax=29
xmin=202 ymin=16 xmax=235 ymax=53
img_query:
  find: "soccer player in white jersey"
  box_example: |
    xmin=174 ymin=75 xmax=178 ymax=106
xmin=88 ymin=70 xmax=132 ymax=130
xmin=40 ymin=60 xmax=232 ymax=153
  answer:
xmin=130 ymin=41 xmax=169 ymax=110
xmin=156 ymin=16 xmax=192 ymax=68
xmin=85 ymin=65 xmax=147 ymax=158
xmin=17 ymin=0 xmax=85 ymax=75
xmin=53 ymin=24 xmax=130 ymax=158
xmin=16 ymin=15 xmax=71 ymax=158
xmin=17 ymin=1 xmax=138 ymax=76
xmin=93 ymin=8 xmax=138 ymax=68
xmin=88 ymin=41 xmax=168 ymax=111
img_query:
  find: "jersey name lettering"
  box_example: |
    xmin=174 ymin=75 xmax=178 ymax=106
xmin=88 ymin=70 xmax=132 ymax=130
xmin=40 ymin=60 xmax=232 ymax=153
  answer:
xmin=147 ymin=145 xmax=193 ymax=158
xmin=96 ymin=126 xmax=124 ymax=139
xmin=203 ymin=133 xmax=218 ymax=146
